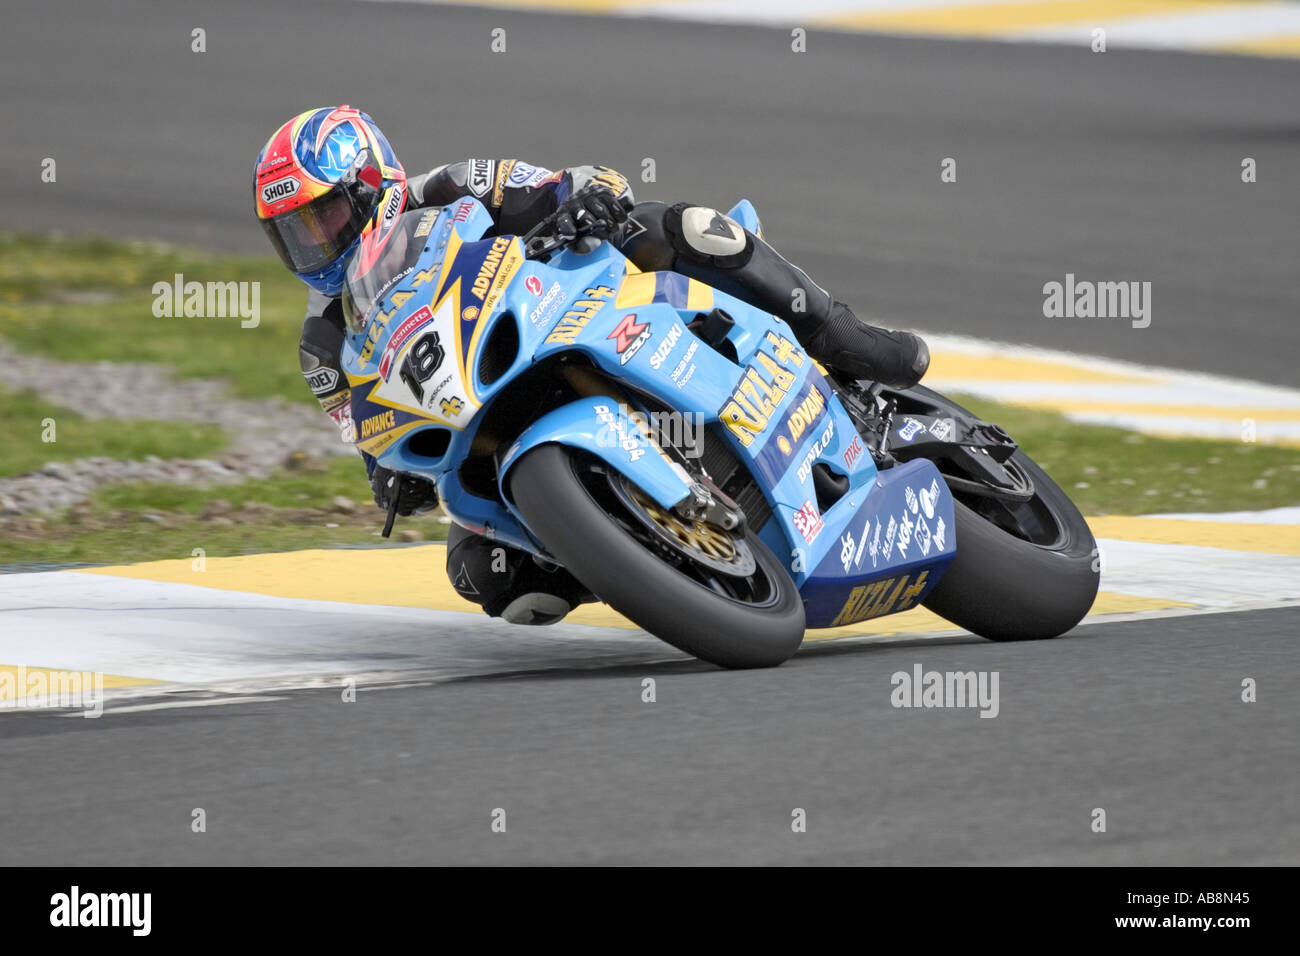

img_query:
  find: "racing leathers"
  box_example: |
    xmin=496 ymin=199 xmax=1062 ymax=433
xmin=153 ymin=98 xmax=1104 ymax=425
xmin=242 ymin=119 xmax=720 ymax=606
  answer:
xmin=296 ymin=158 xmax=929 ymax=625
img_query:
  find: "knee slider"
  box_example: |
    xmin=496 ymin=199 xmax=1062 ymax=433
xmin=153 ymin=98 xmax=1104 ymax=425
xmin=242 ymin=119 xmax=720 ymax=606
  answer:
xmin=665 ymin=203 xmax=752 ymax=270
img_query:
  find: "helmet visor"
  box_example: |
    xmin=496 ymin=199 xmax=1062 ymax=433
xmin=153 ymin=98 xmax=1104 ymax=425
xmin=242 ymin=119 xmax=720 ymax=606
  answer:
xmin=259 ymin=150 xmax=384 ymax=274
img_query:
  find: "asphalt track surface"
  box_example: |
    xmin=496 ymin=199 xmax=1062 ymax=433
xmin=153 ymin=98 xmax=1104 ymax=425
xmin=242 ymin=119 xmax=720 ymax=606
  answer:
xmin=1 ymin=0 xmax=1298 ymax=865
xmin=1 ymin=607 xmax=1295 ymax=865
xmin=3 ymin=0 xmax=1298 ymax=385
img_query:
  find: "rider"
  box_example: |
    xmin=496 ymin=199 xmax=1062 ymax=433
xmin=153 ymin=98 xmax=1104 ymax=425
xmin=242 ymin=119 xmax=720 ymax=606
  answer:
xmin=254 ymin=105 xmax=930 ymax=625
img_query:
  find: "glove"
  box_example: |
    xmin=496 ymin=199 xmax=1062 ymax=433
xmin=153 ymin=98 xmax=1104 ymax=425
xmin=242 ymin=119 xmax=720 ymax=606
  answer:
xmin=554 ymin=183 xmax=629 ymax=239
xmin=370 ymin=466 xmax=439 ymax=517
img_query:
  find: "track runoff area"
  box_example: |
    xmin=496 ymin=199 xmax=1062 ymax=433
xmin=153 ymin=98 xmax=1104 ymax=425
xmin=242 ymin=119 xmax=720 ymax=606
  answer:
xmin=3 ymin=334 xmax=1296 ymax=712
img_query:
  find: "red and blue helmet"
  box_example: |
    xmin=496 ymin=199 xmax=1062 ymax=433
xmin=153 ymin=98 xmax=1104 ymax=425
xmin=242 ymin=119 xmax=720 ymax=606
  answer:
xmin=254 ymin=106 xmax=407 ymax=296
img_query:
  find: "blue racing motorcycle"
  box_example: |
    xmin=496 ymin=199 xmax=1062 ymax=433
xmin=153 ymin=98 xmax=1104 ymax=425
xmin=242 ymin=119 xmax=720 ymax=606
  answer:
xmin=339 ymin=196 xmax=1099 ymax=668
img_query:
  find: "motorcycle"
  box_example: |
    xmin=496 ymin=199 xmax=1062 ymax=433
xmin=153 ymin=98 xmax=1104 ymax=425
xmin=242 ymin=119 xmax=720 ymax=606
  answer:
xmin=339 ymin=194 xmax=1099 ymax=668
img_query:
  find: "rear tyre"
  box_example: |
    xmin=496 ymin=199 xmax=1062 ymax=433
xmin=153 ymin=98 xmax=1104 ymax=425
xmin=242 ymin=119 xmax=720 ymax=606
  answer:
xmin=922 ymin=451 xmax=1100 ymax=641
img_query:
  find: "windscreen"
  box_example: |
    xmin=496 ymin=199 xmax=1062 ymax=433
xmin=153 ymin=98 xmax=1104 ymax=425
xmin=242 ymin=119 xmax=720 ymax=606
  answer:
xmin=342 ymin=208 xmax=442 ymax=334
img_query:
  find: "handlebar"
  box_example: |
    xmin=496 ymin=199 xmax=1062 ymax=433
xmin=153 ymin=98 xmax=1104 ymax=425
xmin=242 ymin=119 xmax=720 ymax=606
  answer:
xmin=520 ymin=197 xmax=627 ymax=260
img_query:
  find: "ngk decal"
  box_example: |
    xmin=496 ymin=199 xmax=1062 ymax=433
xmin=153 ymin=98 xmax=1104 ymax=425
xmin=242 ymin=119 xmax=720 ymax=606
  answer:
xmin=897 ymin=511 xmax=915 ymax=557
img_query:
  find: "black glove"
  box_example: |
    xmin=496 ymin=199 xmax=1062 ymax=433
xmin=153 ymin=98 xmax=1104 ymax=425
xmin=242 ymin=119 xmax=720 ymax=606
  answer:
xmin=370 ymin=466 xmax=439 ymax=516
xmin=554 ymin=184 xmax=629 ymax=239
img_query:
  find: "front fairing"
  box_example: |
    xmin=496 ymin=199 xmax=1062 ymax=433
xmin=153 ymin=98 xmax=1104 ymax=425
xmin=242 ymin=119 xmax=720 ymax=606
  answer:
xmin=339 ymin=198 xmax=956 ymax=626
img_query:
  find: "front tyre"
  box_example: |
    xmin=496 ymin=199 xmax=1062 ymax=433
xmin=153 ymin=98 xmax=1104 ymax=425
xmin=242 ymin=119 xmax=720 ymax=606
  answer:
xmin=509 ymin=444 xmax=805 ymax=669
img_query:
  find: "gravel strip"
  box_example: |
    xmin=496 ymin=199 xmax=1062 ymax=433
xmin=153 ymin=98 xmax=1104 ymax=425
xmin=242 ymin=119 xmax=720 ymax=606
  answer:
xmin=0 ymin=341 xmax=354 ymax=515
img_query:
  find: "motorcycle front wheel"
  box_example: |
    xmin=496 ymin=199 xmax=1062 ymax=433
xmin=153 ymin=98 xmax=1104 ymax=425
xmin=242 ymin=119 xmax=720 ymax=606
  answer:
xmin=509 ymin=444 xmax=806 ymax=669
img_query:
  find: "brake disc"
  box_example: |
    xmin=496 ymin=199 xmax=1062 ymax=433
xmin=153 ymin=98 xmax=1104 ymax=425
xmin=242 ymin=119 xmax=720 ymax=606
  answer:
xmin=610 ymin=473 xmax=757 ymax=578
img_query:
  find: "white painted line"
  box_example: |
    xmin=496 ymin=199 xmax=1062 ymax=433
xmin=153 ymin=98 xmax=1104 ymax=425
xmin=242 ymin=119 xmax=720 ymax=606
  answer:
xmin=1018 ymin=4 xmax=1300 ymax=47
xmin=1098 ymin=537 xmax=1300 ymax=608
xmin=1144 ymin=507 xmax=1300 ymax=525
xmin=921 ymin=332 xmax=1300 ymax=407
xmin=69 ymin=696 xmax=290 ymax=716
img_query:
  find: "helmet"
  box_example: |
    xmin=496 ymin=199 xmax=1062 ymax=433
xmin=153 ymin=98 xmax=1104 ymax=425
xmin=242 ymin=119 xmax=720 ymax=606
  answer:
xmin=254 ymin=106 xmax=406 ymax=296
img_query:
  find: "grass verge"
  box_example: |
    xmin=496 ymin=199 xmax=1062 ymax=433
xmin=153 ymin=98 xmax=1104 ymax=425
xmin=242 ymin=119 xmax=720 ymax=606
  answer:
xmin=0 ymin=385 xmax=226 ymax=478
xmin=953 ymin=395 xmax=1300 ymax=515
xmin=0 ymin=232 xmax=310 ymax=403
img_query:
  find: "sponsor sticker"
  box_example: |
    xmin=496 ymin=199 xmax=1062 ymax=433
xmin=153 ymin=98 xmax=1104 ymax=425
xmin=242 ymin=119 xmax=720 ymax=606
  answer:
xmin=843 ymin=434 xmax=863 ymax=469
xmin=853 ymin=514 xmax=871 ymax=569
xmin=305 ymin=367 xmax=339 ymax=394
xmin=378 ymin=305 xmax=433 ymax=379
xmin=840 ymin=531 xmax=856 ymax=573
xmin=593 ymin=403 xmax=646 ymax=462
xmin=471 ymin=236 xmax=512 ymax=301
xmin=359 ymin=409 xmax=396 ymax=439
xmin=919 ymin=482 xmax=938 ymax=520
xmin=327 ymin=400 xmax=355 ymax=443
xmin=897 ymin=512 xmax=914 ymax=556
xmin=528 ymin=281 xmax=564 ymax=330
xmin=467 ymin=158 xmax=495 ymax=198
xmin=830 ymin=570 xmax=930 ymax=627
xmin=414 ymin=209 xmax=438 ymax=237
xmin=507 ymin=162 xmax=552 ymax=188
xmin=524 ymin=275 xmax=543 ymax=296
xmin=897 ymin=417 xmax=925 ymax=442
xmin=492 ymin=160 xmax=516 ymax=206
xmin=261 ymin=175 xmax=300 ymax=205
xmin=648 ymin=323 xmax=683 ymax=371
xmin=717 ymin=331 xmax=804 ymax=447
xmin=545 ymin=285 xmax=615 ymax=345
xmin=609 ymin=313 xmax=651 ymax=365
xmin=793 ymin=499 xmax=824 ymax=545
xmin=795 ymin=419 xmax=835 ymax=483
xmin=670 ymin=340 xmax=699 ymax=387
xmin=929 ymin=418 xmax=954 ymax=442
xmin=379 ymin=185 xmax=404 ymax=235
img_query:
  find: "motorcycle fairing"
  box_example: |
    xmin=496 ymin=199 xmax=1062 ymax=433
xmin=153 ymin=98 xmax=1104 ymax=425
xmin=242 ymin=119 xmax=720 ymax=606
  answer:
xmin=340 ymin=196 xmax=958 ymax=623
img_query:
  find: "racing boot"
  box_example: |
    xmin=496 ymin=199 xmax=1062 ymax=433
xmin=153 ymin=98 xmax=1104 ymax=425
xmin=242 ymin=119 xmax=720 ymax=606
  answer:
xmin=445 ymin=524 xmax=593 ymax=626
xmin=622 ymin=202 xmax=929 ymax=388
